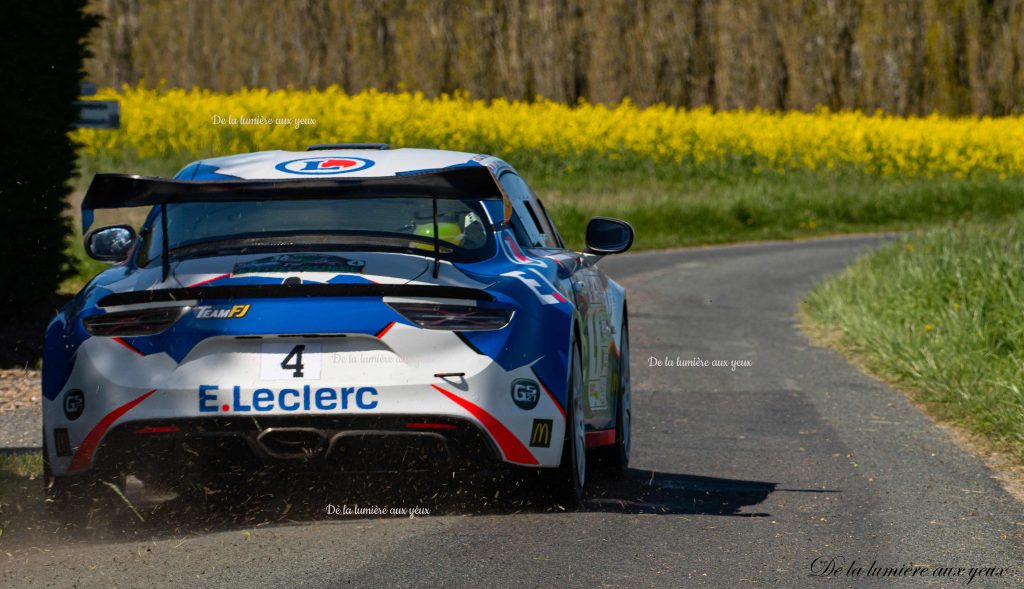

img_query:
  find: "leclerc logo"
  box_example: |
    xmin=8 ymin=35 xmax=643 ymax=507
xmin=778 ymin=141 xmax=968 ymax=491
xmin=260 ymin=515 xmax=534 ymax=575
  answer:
xmin=275 ymin=156 xmax=375 ymax=175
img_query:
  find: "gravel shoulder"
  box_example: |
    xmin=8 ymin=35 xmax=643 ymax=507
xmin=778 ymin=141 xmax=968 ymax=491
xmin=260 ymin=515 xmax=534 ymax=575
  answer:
xmin=0 ymin=369 xmax=40 ymax=449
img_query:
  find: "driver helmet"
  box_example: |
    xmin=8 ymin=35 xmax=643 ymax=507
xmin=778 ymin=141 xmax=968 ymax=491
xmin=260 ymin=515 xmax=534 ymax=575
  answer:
xmin=411 ymin=222 xmax=464 ymax=250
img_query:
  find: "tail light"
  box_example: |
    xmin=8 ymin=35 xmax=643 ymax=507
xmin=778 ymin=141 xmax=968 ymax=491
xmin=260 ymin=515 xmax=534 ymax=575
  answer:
xmin=387 ymin=302 xmax=512 ymax=331
xmin=83 ymin=306 xmax=188 ymax=336
xmin=134 ymin=425 xmax=181 ymax=435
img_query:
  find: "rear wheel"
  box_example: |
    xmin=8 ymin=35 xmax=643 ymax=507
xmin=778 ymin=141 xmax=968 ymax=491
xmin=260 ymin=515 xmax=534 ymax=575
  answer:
xmin=42 ymin=434 xmax=75 ymax=508
xmin=598 ymin=319 xmax=631 ymax=478
xmin=41 ymin=438 xmax=65 ymax=507
xmin=548 ymin=340 xmax=586 ymax=508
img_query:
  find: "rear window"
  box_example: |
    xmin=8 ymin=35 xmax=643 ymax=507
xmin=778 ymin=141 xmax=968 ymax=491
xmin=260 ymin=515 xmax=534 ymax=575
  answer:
xmin=138 ymin=198 xmax=495 ymax=265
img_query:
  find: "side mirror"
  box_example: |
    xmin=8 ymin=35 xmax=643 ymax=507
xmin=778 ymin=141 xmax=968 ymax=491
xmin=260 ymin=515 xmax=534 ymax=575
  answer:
xmin=85 ymin=225 xmax=136 ymax=263
xmin=585 ymin=217 xmax=634 ymax=255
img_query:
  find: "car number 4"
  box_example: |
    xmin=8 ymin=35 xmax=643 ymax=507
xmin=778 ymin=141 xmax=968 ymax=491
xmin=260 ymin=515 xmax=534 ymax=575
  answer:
xmin=260 ymin=343 xmax=322 ymax=380
xmin=281 ymin=345 xmax=305 ymax=377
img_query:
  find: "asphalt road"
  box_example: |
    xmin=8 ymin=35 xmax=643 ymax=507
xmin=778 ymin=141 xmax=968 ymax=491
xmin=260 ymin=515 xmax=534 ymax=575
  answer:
xmin=3 ymin=235 xmax=1022 ymax=588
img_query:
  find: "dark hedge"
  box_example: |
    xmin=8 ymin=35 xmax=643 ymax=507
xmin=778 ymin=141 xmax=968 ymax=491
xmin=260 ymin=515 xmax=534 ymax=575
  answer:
xmin=0 ymin=1 xmax=99 ymax=321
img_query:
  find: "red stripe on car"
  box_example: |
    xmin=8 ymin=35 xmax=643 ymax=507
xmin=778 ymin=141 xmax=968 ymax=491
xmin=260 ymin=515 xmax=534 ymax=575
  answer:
xmin=504 ymin=236 xmax=529 ymax=262
xmin=112 ymin=337 xmax=145 ymax=356
xmin=135 ymin=425 xmax=180 ymax=434
xmin=187 ymin=273 xmax=231 ymax=287
xmin=68 ymin=389 xmax=157 ymax=472
xmin=375 ymin=321 xmax=396 ymax=338
xmin=431 ymin=384 xmax=539 ymax=465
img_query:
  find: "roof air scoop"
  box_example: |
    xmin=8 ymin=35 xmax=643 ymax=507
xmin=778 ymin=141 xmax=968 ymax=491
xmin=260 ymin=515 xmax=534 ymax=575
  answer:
xmin=306 ymin=143 xmax=389 ymax=151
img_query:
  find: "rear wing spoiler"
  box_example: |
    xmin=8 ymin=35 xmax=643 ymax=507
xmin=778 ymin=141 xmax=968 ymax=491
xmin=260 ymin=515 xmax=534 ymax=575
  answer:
xmin=81 ymin=165 xmax=503 ymax=232
xmin=81 ymin=165 xmax=505 ymax=281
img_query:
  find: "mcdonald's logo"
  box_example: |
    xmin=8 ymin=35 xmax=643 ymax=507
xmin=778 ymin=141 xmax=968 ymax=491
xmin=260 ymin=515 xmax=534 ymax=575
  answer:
xmin=530 ymin=419 xmax=552 ymax=448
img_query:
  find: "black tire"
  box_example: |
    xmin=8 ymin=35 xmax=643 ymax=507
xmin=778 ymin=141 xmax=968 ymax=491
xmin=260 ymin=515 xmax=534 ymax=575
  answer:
xmin=41 ymin=433 xmax=76 ymax=509
xmin=597 ymin=317 xmax=631 ymax=478
xmin=548 ymin=339 xmax=586 ymax=509
xmin=41 ymin=436 xmax=62 ymax=507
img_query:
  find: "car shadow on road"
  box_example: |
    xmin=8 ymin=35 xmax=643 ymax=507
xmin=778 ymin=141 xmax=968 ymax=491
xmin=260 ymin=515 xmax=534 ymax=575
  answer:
xmin=583 ymin=468 xmax=837 ymax=516
xmin=585 ymin=468 xmax=777 ymax=516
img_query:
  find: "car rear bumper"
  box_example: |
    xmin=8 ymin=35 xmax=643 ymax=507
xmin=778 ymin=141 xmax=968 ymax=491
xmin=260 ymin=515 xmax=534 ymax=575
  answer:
xmin=76 ymin=414 xmax=503 ymax=481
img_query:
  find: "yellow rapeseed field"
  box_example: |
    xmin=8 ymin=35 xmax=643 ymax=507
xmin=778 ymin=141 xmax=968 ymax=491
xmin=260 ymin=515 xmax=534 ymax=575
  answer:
xmin=75 ymin=86 xmax=1024 ymax=179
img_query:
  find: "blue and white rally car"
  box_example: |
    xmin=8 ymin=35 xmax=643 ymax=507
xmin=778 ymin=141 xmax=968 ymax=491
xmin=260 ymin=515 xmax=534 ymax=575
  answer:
xmin=43 ymin=144 xmax=633 ymax=507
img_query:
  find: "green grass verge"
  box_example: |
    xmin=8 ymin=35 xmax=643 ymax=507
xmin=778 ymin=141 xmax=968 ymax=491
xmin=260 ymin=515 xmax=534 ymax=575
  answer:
xmin=0 ymin=452 xmax=42 ymax=510
xmin=803 ymin=215 xmax=1024 ymax=460
xmin=64 ymin=154 xmax=1024 ymax=293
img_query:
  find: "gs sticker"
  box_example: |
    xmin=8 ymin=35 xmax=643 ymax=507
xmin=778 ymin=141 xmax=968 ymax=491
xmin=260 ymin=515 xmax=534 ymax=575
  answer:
xmin=63 ymin=389 xmax=85 ymax=420
xmin=511 ymin=379 xmax=540 ymax=410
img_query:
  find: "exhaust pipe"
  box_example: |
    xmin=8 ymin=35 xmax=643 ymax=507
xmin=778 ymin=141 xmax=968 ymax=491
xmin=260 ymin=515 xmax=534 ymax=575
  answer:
xmin=257 ymin=428 xmax=327 ymax=459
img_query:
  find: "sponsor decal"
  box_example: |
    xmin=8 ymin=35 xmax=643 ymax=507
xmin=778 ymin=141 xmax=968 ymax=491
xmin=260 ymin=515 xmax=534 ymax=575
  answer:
xmin=511 ymin=379 xmax=540 ymax=410
xmin=529 ymin=419 xmax=553 ymax=447
xmin=194 ymin=304 xmax=250 ymax=319
xmin=63 ymin=389 xmax=85 ymax=421
xmin=198 ymin=384 xmax=378 ymax=413
xmin=588 ymin=381 xmax=608 ymax=410
xmin=275 ymin=156 xmax=375 ymax=175
xmin=233 ymin=253 xmax=366 ymax=275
